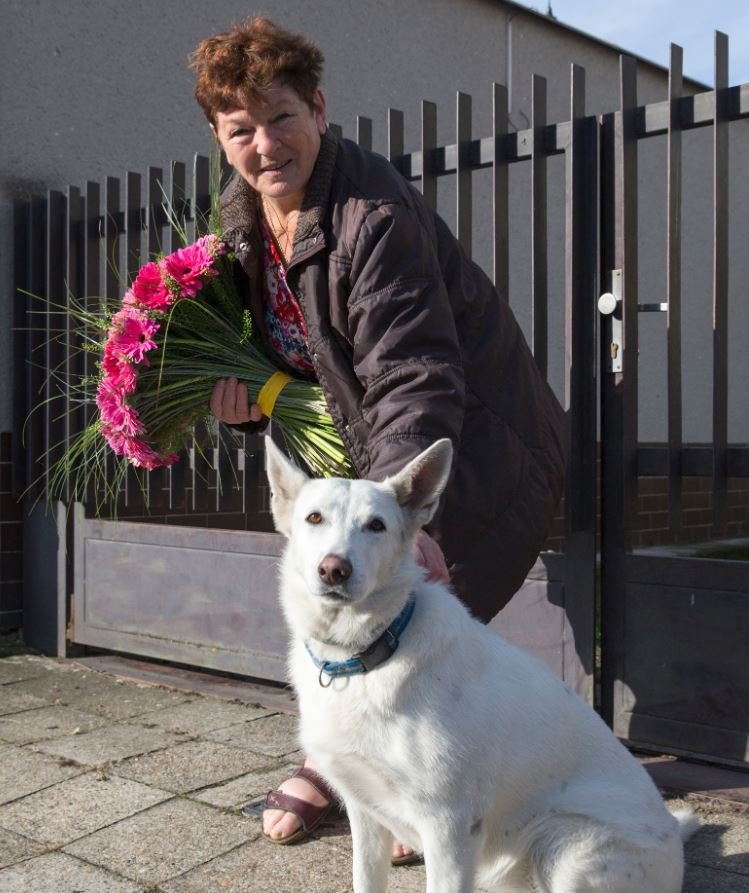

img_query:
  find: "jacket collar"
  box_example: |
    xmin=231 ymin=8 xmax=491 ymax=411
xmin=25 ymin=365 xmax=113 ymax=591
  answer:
xmin=220 ymin=127 xmax=339 ymax=252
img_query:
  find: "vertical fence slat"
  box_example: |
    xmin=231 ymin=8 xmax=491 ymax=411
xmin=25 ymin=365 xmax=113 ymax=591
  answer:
xmin=145 ymin=166 xmax=170 ymax=513
xmin=167 ymin=162 xmax=186 ymax=512
xmin=712 ymin=31 xmax=729 ymax=533
xmin=564 ymin=65 xmax=597 ymax=700
xmin=46 ymin=191 xmax=67 ymax=505
xmin=492 ymin=83 xmax=509 ymax=299
xmin=66 ymin=186 xmax=84 ymax=506
xmin=328 ymin=122 xmax=343 ymax=140
xmin=82 ymin=182 xmax=100 ymax=508
xmin=104 ymin=176 xmax=127 ymax=515
xmin=617 ymin=56 xmax=640 ymax=542
xmin=169 ymin=162 xmax=186 ymax=253
xmin=531 ymin=75 xmax=548 ymax=376
xmin=27 ymin=196 xmax=47 ymax=501
xmin=456 ymin=92 xmax=472 ymax=254
xmin=600 ymin=55 xmax=639 ymax=729
xmin=421 ymin=101 xmax=438 ymax=210
xmin=667 ymin=44 xmax=684 ymax=533
xmin=356 ymin=116 xmax=372 ymax=151
xmin=124 ymin=171 xmax=146 ymax=514
xmin=193 ymin=153 xmax=211 ymax=235
xmin=191 ymin=155 xmax=213 ymax=514
xmin=12 ymin=200 xmax=31 ymax=498
xmin=387 ymin=108 xmax=404 ymax=164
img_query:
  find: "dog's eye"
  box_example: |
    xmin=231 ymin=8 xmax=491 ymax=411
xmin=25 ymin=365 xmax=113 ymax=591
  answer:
xmin=367 ymin=518 xmax=386 ymax=532
xmin=305 ymin=512 xmax=322 ymax=525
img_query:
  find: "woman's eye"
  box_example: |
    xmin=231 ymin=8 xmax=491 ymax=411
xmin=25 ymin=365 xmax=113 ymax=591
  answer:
xmin=306 ymin=512 xmax=322 ymax=525
xmin=367 ymin=518 xmax=386 ymax=532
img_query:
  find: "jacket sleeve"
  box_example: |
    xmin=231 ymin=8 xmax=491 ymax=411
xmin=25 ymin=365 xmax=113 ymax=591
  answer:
xmin=346 ymin=201 xmax=465 ymax=482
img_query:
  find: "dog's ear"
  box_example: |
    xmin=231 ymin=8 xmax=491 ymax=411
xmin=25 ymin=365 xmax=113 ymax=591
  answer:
xmin=386 ymin=439 xmax=453 ymax=528
xmin=264 ymin=437 xmax=309 ymax=536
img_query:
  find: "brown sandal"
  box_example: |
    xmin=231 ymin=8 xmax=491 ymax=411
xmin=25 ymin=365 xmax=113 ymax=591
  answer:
xmin=262 ymin=766 xmax=342 ymax=845
xmin=391 ymin=849 xmax=423 ymax=867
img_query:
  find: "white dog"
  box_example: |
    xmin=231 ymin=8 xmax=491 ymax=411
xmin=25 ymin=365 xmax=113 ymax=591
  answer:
xmin=265 ymin=437 xmax=697 ymax=893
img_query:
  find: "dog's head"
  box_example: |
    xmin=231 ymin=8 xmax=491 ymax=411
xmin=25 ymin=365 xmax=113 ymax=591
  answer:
xmin=265 ymin=438 xmax=453 ymax=609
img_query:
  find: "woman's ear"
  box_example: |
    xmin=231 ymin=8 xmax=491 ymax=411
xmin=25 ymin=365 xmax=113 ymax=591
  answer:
xmin=312 ymin=88 xmax=327 ymax=135
xmin=209 ymin=123 xmax=222 ymax=146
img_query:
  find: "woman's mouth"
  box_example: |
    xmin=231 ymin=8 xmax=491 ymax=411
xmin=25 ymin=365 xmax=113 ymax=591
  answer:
xmin=260 ymin=160 xmax=291 ymax=174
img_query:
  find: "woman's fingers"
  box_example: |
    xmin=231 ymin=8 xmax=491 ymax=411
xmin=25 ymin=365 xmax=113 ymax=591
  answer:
xmin=412 ymin=529 xmax=451 ymax=583
xmin=209 ymin=377 xmax=260 ymax=424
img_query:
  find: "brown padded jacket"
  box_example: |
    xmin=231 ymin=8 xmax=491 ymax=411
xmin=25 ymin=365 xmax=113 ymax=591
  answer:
xmin=221 ymin=129 xmax=565 ymax=622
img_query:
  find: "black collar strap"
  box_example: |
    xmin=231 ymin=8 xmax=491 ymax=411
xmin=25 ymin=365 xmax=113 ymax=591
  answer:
xmin=305 ymin=598 xmax=416 ymax=687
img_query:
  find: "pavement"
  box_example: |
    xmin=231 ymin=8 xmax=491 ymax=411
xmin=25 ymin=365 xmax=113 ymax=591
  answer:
xmin=0 ymin=638 xmax=747 ymax=892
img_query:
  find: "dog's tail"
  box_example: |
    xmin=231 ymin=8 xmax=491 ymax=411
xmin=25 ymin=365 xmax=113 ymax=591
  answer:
xmin=669 ymin=807 xmax=700 ymax=842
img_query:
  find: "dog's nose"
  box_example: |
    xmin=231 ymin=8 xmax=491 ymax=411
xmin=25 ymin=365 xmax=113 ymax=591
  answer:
xmin=318 ymin=554 xmax=352 ymax=586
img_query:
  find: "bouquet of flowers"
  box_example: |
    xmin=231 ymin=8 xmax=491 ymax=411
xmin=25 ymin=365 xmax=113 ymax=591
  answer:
xmin=37 ymin=219 xmax=354 ymax=508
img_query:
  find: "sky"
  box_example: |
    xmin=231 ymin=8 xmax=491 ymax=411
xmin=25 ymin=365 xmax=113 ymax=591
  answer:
xmin=518 ymin=0 xmax=749 ymax=87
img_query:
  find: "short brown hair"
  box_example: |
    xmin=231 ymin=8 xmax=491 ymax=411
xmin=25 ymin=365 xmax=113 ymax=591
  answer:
xmin=190 ymin=17 xmax=324 ymax=126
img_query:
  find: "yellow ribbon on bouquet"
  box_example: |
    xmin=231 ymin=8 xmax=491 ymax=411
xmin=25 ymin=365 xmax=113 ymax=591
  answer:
xmin=256 ymin=371 xmax=293 ymax=418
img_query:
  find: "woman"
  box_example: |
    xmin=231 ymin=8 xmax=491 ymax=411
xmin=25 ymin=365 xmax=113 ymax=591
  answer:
xmin=191 ymin=17 xmax=565 ymax=863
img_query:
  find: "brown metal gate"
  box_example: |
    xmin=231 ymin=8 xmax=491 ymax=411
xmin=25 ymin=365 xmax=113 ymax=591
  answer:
xmin=599 ymin=42 xmax=749 ymax=767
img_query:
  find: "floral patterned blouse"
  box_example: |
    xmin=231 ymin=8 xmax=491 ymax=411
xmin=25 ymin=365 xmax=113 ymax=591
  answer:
xmin=260 ymin=216 xmax=315 ymax=378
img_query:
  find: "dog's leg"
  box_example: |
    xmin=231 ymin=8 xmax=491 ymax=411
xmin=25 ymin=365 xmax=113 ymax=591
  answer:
xmin=421 ymin=818 xmax=482 ymax=893
xmin=347 ymin=802 xmax=392 ymax=893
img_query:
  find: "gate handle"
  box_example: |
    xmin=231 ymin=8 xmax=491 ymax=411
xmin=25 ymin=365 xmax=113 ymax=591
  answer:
xmin=598 ymin=292 xmax=620 ymax=316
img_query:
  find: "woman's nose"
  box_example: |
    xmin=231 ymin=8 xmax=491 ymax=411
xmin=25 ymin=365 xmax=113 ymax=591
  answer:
xmin=255 ymin=127 xmax=279 ymax=155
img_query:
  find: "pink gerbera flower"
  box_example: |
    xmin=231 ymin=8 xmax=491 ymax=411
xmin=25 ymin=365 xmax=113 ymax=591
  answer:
xmin=107 ymin=307 xmax=160 ymax=365
xmin=101 ymin=347 xmax=137 ymax=393
xmin=161 ymin=235 xmax=220 ymax=298
xmin=125 ymin=438 xmax=179 ymax=470
xmin=131 ymin=261 xmax=172 ymax=311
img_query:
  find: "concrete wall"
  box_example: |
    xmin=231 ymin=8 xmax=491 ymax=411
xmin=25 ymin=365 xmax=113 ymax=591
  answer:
xmin=2 ymin=0 xmax=747 ymax=440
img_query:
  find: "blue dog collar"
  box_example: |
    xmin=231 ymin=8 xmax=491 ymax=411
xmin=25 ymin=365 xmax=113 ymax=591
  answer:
xmin=305 ymin=598 xmax=416 ymax=686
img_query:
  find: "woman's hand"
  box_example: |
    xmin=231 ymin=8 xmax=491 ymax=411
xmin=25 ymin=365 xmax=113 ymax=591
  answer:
xmin=210 ymin=377 xmax=263 ymax=425
xmin=412 ymin=529 xmax=451 ymax=584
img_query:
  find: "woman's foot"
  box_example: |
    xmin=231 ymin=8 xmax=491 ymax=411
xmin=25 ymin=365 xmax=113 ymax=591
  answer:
xmin=261 ymin=760 xmax=420 ymax=863
xmin=262 ymin=767 xmax=331 ymax=841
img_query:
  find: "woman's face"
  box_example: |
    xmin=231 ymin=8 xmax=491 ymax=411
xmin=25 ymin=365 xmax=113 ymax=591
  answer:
xmin=214 ymin=81 xmax=326 ymax=209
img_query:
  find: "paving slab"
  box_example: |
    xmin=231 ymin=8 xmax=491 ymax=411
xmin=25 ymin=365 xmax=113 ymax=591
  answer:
xmin=0 ymin=828 xmax=46 ymax=870
xmin=0 ymin=655 xmax=57 ymax=686
xmin=0 ymin=704 xmax=108 ymax=745
xmin=0 ymin=770 xmax=172 ymax=846
xmin=0 ymin=745 xmax=85 ymax=805
xmin=64 ymin=796 xmax=254 ymax=885
xmin=0 ymin=851 xmax=144 ymax=893
xmin=160 ymin=836 xmax=354 ymax=893
xmin=683 ymin=864 xmax=749 ymax=892
xmin=76 ymin=654 xmax=299 ymax=714
xmin=110 ymin=738 xmax=274 ymax=794
xmin=32 ymin=720 xmax=183 ymax=765
xmin=190 ymin=761 xmax=301 ymax=809
xmin=128 ymin=695 xmax=273 ymax=734
xmin=0 ymin=687 xmax=50 ymax=716
xmin=202 ymin=711 xmax=301 ymax=757
xmin=668 ymin=795 xmax=749 ymax=877
xmin=6 ymin=667 xmax=191 ymax=721
xmin=646 ymin=755 xmax=749 ymax=804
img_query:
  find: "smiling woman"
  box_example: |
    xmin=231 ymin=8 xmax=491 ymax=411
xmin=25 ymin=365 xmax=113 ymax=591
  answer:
xmin=188 ymin=15 xmax=565 ymax=863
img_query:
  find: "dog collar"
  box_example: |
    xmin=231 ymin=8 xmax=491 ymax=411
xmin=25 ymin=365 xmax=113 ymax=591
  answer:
xmin=305 ymin=598 xmax=416 ymax=687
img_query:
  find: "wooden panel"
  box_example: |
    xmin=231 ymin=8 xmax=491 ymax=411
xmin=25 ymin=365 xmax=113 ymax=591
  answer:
xmin=74 ymin=517 xmax=288 ymax=681
xmin=614 ymin=557 xmax=749 ymax=766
